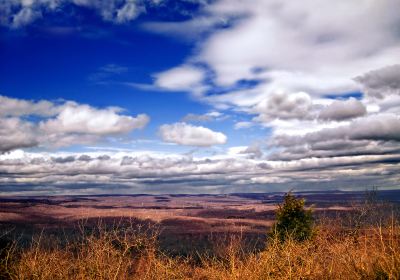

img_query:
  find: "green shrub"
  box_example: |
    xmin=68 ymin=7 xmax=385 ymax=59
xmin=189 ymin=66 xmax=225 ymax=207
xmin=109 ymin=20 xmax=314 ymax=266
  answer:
xmin=270 ymin=192 xmax=314 ymax=242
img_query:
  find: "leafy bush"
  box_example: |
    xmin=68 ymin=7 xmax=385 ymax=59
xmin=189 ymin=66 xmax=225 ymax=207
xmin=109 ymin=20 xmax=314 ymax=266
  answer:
xmin=270 ymin=192 xmax=314 ymax=242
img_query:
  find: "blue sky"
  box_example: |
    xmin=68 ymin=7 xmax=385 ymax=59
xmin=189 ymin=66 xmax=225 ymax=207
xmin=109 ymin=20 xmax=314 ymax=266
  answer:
xmin=0 ymin=4 xmax=262 ymax=151
xmin=1 ymin=0 xmax=400 ymax=195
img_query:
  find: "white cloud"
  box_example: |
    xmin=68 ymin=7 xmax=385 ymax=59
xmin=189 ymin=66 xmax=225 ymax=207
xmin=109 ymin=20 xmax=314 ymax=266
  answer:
xmin=240 ymin=143 xmax=263 ymax=159
xmin=0 ymin=95 xmax=150 ymax=153
xmin=197 ymin=0 xmax=400 ymax=91
xmin=350 ymin=113 xmax=400 ymax=142
xmin=268 ymin=113 xmax=400 ymax=162
xmin=88 ymin=63 xmax=129 ymax=84
xmin=1 ymin=0 xmax=150 ymax=28
xmin=0 ymin=149 xmax=398 ymax=195
xmin=116 ymin=0 xmax=142 ymax=23
xmin=371 ymin=94 xmax=400 ymax=114
xmin=269 ymin=119 xmax=348 ymax=137
xmin=275 ymin=113 xmax=400 ymax=146
xmin=182 ymin=111 xmax=224 ymax=122
xmin=145 ymin=0 xmax=400 ymax=171
xmin=72 ymin=0 xmax=145 ymax=23
xmin=40 ymin=102 xmax=149 ymax=135
xmin=318 ymin=98 xmax=366 ymax=121
xmin=159 ymin=122 xmax=227 ymax=147
xmin=0 ymin=117 xmax=38 ymax=153
xmin=12 ymin=6 xmax=41 ymax=28
xmin=154 ymin=65 xmax=205 ymax=92
xmin=252 ymin=91 xmax=312 ymax=123
xmin=355 ymin=64 xmax=400 ymax=99
xmin=146 ymin=0 xmax=400 ymax=114
xmin=1 ymin=1 xmax=400 ymax=193
xmin=142 ymin=16 xmax=228 ymax=41
xmin=234 ymin=121 xmax=253 ymax=129
xmin=0 ymin=95 xmax=58 ymax=117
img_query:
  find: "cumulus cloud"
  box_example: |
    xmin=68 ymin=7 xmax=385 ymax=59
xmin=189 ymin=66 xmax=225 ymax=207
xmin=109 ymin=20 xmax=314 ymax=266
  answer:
xmin=0 ymin=95 xmax=59 ymax=117
xmin=154 ymin=65 xmax=205 ymax=92
xmin=78 ymin=154 xmax=92 ymax=161
xmin=318 ymin=98 xmax=367 ymax=121
xmin=159 ymin=122 xmax=227 ymax=147
xmin=0 ymin=118 xmax=38 ymax=153
xmin=0 ymin=95 xmax=150 ymax=153
xmin=51 ymin=155 xmax=76 ymax=163
xmin=199 ymin=0 xmax=400 ymax=89
xmin=239 ymin=143 xmax=263 ymax=159
xmin=350 ymin=114 xmax=400 ymax=142
xmin=252 ymin=91 xmax=312 ymax=123
xmin=40 ymin=102 xmax=149 ymax=135
xmin=355 ymin=65 xmax=400 ymax=99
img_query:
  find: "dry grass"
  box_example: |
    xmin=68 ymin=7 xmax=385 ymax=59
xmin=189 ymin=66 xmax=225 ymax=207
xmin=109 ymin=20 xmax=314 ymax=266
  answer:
xmin=1 ymin=206 xmax=399 ymax=280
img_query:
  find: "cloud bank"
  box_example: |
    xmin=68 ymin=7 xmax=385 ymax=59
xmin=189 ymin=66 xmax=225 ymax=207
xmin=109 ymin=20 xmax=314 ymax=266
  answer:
xmin=1 ymin=149 xmax=398 ymax=195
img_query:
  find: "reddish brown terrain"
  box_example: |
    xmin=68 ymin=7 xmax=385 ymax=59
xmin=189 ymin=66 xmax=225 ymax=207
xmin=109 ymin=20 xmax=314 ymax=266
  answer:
xmin=0 ymin=190 xmax=399 ymax=256
xmin=2 ymin=191 xmax=394 ymax=231
xmin=0 ymin=194 xmax=277 ymax=234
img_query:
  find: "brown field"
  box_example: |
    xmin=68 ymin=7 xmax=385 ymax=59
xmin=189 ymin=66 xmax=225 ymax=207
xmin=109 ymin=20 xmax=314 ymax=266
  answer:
xmin=0 ymin=190 xmax=399 ymax=279
xmin=0 ymin=194 xmax=277 ymax=234
xmin=0 ymin=191 xmax=378 ymax=231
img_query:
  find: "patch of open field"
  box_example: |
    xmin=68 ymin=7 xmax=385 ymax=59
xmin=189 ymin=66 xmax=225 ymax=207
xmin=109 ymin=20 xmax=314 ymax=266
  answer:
xmin=0 ymin=191 xmax=396 ymax=241
xmin=1 ymin=190 xmax=400 ymax=232
xmin=0 ymin=191 xmax=361 ymax=231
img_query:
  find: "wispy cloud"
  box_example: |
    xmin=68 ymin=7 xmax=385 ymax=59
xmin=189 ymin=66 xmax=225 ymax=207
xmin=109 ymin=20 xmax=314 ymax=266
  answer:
xmin=182 ymin=111 xmax=225 ymax=122
xmin=0 ymin=0 xmax=152 ymax=28
xmin=88 ymin=63 xmax=129 ymax=84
